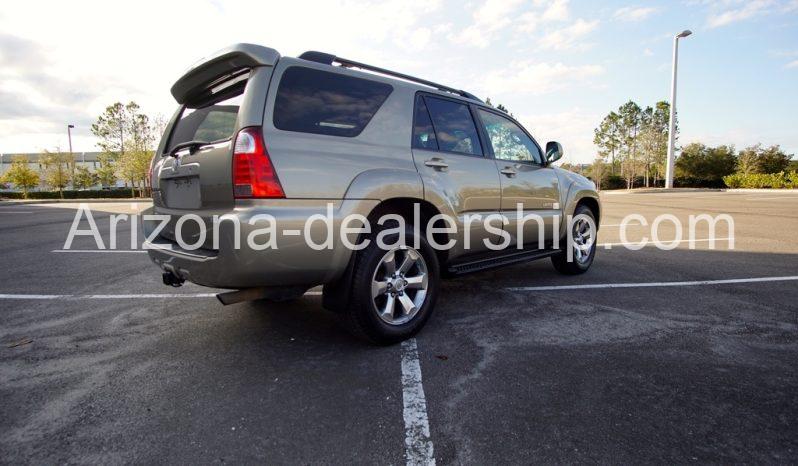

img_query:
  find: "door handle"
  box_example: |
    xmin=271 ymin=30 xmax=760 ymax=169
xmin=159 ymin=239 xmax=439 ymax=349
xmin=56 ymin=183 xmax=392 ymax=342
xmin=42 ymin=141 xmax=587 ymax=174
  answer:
xmin=424 ymin=158 xmax=449 ymax=171
xmin=500 ymin=166 xmax=517 ymax=177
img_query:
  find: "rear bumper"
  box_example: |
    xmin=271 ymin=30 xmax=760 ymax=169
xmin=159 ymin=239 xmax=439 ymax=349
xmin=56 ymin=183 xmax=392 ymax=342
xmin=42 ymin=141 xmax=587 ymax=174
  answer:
xmin=143 ymin=198 xmax=379 ymax=289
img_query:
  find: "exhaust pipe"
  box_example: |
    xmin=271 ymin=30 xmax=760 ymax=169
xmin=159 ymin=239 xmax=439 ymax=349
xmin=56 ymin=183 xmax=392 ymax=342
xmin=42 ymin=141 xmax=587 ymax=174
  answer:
xmin=162 ymin=271 xmax=185 ymax=287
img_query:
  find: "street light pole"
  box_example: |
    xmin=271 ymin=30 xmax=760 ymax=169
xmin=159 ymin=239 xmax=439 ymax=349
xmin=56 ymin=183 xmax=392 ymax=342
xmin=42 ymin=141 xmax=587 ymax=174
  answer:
xmin=67 ymin=124 xmax=75 ymax=152
xmin=665 ymin=29 xmax=692 ymax=189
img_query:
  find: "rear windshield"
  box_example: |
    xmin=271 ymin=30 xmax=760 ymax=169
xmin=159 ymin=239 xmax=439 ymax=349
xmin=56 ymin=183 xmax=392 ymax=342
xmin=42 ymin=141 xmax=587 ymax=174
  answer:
xmin=167 ymin=75 xmax=246 ymax=152
xmin=273 ymin=66 xmax=393 ymax=137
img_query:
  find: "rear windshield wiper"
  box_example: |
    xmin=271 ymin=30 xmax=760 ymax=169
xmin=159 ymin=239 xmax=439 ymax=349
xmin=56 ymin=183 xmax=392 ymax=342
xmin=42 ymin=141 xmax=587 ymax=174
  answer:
xmin=169 ymin=140 xmax=211 ymax=157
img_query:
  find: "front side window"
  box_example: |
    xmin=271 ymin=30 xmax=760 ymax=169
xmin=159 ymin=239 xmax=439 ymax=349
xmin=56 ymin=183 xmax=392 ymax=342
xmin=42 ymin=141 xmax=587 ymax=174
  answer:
xmin=478 ymin=109 xmax=542 ymax=163
xmin=424 ymin=96 xmax=483 ymax=156
xmin=273 ymin=66 xmax=393 ymax=137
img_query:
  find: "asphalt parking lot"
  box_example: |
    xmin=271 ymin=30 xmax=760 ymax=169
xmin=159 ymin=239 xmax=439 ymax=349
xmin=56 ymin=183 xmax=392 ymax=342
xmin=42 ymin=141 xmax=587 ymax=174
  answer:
xmin=2 ymin=190 xmax=797 ymax=464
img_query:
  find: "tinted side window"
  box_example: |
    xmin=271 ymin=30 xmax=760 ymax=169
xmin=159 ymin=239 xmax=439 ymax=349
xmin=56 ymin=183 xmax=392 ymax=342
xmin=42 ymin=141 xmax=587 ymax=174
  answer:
xmin=412 ymin=96 xmax=438 ymax=150
xmin=424 ymin=97 xmax=483 ymax=156
xmin=273 ymin=66 xmax=393 ymax=137
xmin=478 ymin=109 xmax=542 ymax=163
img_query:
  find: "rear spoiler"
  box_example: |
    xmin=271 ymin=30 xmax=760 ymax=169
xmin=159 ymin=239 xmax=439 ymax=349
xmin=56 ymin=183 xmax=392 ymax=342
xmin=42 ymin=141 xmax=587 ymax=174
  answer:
xmin=171 ymin=43 xmax=280 ymax=104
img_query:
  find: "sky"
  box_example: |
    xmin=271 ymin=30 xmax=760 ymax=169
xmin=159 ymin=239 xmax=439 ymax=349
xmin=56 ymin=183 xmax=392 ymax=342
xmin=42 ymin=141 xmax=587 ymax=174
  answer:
xmin=0 ymin=0 xmax=797 ymax=164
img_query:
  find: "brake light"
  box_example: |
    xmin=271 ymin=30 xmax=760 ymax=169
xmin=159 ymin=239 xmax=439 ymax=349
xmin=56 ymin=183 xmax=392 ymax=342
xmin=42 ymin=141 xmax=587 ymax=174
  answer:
xmin=232 ymin=127 xmax=284 ymax=198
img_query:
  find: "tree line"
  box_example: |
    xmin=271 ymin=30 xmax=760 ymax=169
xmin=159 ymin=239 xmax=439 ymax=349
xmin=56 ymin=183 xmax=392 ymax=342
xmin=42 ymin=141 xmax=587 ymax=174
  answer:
xmin=1 ymin=102 xmax=162 ymax=198
xmin=590 ymin=100 xmax=671 ymax=190
xmin=562 ymin=100 xmax=796 ymax=190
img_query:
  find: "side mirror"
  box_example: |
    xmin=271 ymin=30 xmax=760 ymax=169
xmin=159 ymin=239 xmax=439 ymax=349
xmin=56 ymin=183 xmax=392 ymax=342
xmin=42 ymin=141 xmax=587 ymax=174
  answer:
xmin=545 ymin=141 xmax=563 ymax=164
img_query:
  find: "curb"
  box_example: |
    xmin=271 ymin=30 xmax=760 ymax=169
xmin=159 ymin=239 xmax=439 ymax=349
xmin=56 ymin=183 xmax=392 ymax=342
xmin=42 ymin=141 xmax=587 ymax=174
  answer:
xmin=0 ymin=198 xmax=152 ymax=205
xmin=600 ymin=188 xmax=796 ymax=195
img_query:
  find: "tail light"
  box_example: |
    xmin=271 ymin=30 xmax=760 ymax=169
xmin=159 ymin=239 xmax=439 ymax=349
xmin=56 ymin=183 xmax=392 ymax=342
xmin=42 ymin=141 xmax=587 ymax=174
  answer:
xmin=232 ymin=127 xmax=284 ymax=199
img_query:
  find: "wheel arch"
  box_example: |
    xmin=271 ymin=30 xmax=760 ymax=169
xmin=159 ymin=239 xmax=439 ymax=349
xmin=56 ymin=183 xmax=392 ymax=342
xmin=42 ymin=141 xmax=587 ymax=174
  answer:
xmin=323 ymin=196 xmax=449 ymax=313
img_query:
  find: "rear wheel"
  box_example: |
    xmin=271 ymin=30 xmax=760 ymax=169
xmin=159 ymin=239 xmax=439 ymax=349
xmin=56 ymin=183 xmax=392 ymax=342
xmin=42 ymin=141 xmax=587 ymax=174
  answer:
xmin=341 ymin=226 xmax=439 ymax=344
xmin=551 ymin=204 xmax=597 ymax=275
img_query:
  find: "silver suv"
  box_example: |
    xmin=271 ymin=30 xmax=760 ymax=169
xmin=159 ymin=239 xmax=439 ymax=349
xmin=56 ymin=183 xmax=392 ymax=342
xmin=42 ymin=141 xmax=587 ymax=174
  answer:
xmin=144 ymin=44 xmax=600 ymax=344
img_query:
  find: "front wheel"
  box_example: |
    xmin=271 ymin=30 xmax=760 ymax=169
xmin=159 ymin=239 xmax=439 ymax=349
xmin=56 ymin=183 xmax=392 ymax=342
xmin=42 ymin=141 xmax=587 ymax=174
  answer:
xmin=551 ymin=205 xmax=597 ymax=275
xmin=340 ymin=226 xmax=440 ymax=344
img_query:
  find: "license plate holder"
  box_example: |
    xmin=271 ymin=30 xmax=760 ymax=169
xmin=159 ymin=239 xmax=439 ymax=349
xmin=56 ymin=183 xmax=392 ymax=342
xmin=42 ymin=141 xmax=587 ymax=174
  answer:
xmin=163 ymin=176 xmax=201 ymax=209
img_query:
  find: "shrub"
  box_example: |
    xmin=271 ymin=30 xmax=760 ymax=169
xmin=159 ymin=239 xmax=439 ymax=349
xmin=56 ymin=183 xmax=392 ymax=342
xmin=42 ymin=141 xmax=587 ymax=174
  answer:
xmin=722 ymin=171 xmax=798 ymax=189
xmin=0 ymin=189 xmax=148 ymax=200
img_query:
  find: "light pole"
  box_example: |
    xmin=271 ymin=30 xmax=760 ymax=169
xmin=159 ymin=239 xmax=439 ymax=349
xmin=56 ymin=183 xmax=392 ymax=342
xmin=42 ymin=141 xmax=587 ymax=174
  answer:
xmin=665 ymin=29 xmax=692 ymax=189
xmin=67 ymin=124 xmax=75 ymax=159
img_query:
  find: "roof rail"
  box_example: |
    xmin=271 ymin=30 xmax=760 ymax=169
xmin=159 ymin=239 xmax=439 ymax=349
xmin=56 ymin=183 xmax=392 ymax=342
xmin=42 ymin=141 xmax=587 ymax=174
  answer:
xmin=298 ymin=51 xmax=483 ymax=103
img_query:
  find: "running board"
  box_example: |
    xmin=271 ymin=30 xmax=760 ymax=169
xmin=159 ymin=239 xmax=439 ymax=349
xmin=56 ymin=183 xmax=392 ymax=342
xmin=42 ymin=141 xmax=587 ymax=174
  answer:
xmin=447 ymin=249 xmax=560 ymax=275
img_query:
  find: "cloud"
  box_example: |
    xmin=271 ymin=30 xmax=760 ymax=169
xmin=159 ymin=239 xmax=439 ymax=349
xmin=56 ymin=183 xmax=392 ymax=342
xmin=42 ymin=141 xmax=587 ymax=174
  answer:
xmin=541 ymin=0 xmax=570 ymax=21
xmin=0 ymin=33 xmax=105 ymax=122
xmin=538 ymin=19 xmax=599 ymax=50
xmin=786 ymin=60 xmax=798 ymax=68
xmin=0 ymin=0 xmax=450 ymax=151
xmin=482 ymin=61 xmax=604 ymax=96
xmin=643 ymin=48 xmax=654 ymax=57
xmin=517 ymin=0 xmax=570 ymax=32
xmin=613 ymin=6 xmax=658 ymax=21
xmin=448 ymin=0 xmax=524 ymax=48
xmin=706 ymin=0 xmax=775 ymax=28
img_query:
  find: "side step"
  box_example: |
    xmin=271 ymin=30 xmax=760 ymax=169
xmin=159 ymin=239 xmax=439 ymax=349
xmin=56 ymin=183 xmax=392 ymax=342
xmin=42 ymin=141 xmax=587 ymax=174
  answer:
xmin=447 ymin=249 xmax=560 ymax=276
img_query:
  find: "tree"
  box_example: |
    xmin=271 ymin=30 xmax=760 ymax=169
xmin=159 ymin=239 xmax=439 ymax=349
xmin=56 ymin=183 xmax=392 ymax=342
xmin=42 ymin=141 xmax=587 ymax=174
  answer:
xmin=757 ymin=145 xmax=791 ymax=173
xmin=3 ymin=155 xmax=40 ymax=198
xmin=91 ymin=102 xmax=128 ymax=156
xmin=40 ymin=150 xmax=73 ymax=198
xmin=676 ymin=143 xmax=736 ymax=184
xmin=118 ymin=103 xmax=157 ymax=197
xmin=588 ymin=157 xmax=607 ymax=190
xmin=595 ymin=100 xmax=675 ymax=187
xmin=736 ymin=145 xmax=760 ymax=174
xmin=617 ymin=101 xmax=643 ymax=189
xmin=484 ymin=98 xmax=512 ymax=115
xmin=593 ymin=111 xmax=622 ymax=175
xmin=95 ymin=153 xmax=117 ymax=187
xmin=91 ymin=101 xmax=159 ymax=195
xmin=638 ymin=101 xmax=670 ymax=187
xmin=736 ymin=144 xmax=792 ymax=174
xmin=72 ymin=165 xmax=97 ymax=190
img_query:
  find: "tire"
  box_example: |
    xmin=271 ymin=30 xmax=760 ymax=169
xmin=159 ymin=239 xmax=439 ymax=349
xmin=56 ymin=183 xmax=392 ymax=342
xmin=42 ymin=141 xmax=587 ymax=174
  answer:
xmin=340 ymin=226 xmax=440 ymax=345
xmin=551 ymin=204 xmax=597 ymax=275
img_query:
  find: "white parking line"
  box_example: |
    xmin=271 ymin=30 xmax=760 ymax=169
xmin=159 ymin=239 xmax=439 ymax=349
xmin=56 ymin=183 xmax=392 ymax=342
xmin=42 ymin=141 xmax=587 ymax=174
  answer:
xmin=506 ymin=275 xmax=798 ymax=291
xmin=401 ymin=338 xmax=435 ymax=466
xmin=600 ymin=237 xmax=732 ymax=248
xmin=0 ymin=293 xmax=215 ymax=299
xmin=51 ymin=249 xmax=148 ymax=254
xmin=0 ymin=291 xmax=324 ymax=300
xmin=0 ymin=294 xmax=70 ymax=299
xmin=86 ymin=293 xmax=218 ymax=299
xmin=50 ymin=237 xmax=732 ymax=255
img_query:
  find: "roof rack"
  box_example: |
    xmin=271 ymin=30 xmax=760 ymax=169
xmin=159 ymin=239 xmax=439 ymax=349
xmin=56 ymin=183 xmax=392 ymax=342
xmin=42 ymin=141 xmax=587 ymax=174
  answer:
xmin=298 ymin=51 xmax=483 ymax=103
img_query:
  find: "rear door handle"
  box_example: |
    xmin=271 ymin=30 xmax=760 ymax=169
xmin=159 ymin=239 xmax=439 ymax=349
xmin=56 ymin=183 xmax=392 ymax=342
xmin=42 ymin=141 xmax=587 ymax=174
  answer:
xmin=424 ymin=158 xmax=449 ymax=171
xmin=500 ymin=166 xmax=518 ymax=177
